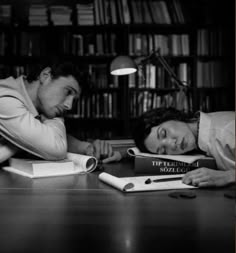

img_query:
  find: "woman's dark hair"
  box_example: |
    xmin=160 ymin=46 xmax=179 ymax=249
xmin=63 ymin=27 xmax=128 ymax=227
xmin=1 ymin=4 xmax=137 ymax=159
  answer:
xmin=133 ymin=107 xmax=197 ymax=153
xmin=26 ymin=62 xmax=81 ymax=86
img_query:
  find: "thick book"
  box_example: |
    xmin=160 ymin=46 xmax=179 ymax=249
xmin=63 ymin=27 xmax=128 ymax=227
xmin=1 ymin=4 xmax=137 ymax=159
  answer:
xmin=3 ymin=152 xmax=97 ymax=178
xmin=127 ymin=147 xmax=216 ymax=175
xmin=99 ymin=172 xmax=196 ymax=192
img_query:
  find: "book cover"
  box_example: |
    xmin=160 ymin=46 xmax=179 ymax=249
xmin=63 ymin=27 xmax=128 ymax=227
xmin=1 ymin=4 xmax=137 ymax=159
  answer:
xmin=3 ymin=152 xmax=97 ymax=178
xmin=127 ymin=147 xmax=216 ymax=175
xmin=99 ymin=172 xmax=196 ymax=192
xmin=134 ymin=155 xmax=216 ymax=175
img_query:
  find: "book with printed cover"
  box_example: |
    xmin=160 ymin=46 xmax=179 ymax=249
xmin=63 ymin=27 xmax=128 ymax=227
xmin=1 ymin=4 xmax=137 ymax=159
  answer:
xmin=127 ymin=147 xmax=216 ymax=175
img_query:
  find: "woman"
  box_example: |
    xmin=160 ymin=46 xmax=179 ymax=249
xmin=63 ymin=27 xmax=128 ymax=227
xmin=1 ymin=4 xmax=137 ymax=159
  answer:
xmin=133 ymin=107 xmax=235 ymax=187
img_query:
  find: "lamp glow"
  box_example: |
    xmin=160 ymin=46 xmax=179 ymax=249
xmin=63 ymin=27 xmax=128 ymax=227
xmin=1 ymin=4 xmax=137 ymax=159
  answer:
xmin=110 ymin=56 xmax=137 ymax=75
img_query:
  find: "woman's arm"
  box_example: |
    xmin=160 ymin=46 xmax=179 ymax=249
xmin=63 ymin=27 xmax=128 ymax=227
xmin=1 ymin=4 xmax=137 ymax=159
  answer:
xmin=182 ymin=168 xmax=235 ymax=187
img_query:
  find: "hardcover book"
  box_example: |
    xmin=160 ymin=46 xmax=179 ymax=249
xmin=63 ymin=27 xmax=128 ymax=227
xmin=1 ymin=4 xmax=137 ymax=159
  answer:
xmin=127 ymin=147 xmax=216 ymax=175
xmin=3 ymin=152 xmax=98 ymax=178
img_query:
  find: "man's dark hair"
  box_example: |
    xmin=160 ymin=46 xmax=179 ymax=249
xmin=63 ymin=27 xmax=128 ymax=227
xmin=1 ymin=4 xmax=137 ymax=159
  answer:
xmin=26 ymin=62 xmax=81 ymax=85
xmin=133 ymin=107 xmax=197 ymax=153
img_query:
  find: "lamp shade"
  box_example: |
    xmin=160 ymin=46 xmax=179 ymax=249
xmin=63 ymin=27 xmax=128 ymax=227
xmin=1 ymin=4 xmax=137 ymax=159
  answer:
xmin=110 ymin=56 xmax=137 ymax=75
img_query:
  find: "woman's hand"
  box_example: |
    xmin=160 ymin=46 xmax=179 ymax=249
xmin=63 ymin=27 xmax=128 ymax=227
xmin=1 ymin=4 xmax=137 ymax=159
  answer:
xmin=182 ymin=168 xmax=234 ymax=187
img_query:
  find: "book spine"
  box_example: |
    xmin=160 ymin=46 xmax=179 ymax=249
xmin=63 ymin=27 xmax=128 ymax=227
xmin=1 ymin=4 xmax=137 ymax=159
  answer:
xmin=134 ymin=157 xmax=216 ymax=175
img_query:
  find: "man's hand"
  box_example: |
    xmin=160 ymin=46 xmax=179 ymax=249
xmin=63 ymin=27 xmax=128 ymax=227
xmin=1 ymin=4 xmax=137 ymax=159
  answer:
xmin=102 ymin=151 xmax=122 ymax=163
xmin=85 ymin=139 xmax=122 ymax=163
xmin=182 ymin=168 xmax=234 ymax=187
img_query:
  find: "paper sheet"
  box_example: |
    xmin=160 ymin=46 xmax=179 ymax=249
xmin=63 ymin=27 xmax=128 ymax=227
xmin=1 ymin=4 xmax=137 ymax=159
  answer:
xmin=99 ymin=172 xmax=196 ymax=192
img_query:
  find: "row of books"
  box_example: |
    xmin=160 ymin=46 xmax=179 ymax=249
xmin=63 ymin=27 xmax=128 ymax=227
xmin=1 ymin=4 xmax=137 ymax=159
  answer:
xmin=0 ymin=30 xmax=227 ymax=58
xmin=0 ymin=0 xmax=187 ymax=26
xmin=0 ymin=32 xmax=118 ymax=57
xmin=128 ymin=63 xmax=191 ymax=89
xmin=196 ymin=61 xmax=226 ymax=88
xmin=74 ymin=93 xmax=119 ymax=119
xmin=0 ymin=60 xmax=226 ymax=91
xmin=0 ymin=64 xmax=41 ymax=79
xmin=198 ymin=93 xmax=231 ymax=112
xmin=198 ymin=94 xmax=213 ymax=112
xmin=50 ymin=5 xmax=72 ymax=26
xmin=129 ymin=33 xmax=190 ymax=56
xmin=0 ymin=5 xmax=11 ymax=24
xmin=89 ymin=64 xmax=121 ymax=89
xmin=29 ymin=4 xmax=48 ymax=26
xmin=69 ymin=33 xmax=117 ymax=56
xmin=94 ymin=0 xmax=186 ymax=25
xmin=0 ymin=32 xmax=190 ymax=57
xmin=71 ymin=91 xmax=191 ymax=121
xmin=197 ymin=29 xmax=224 ymax=56
xmin=29 ymin=4 xmax=73 ymax=26
xmin=129 ymin=91 xmax=190 ymax=117
xmin=76 ymin=3 xmax=94 ymax=25
xmin=12 ymin=32 xmax=46 ymax=57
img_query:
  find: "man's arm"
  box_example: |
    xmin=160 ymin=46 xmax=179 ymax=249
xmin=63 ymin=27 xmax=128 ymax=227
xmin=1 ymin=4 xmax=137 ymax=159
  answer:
xmin=0 ymin=97 xmax=67 ymax=160
xmin=0 ymin=138 xmax=19 ymax=163
xmin=67 ymin=134 xmax=91 ymax=155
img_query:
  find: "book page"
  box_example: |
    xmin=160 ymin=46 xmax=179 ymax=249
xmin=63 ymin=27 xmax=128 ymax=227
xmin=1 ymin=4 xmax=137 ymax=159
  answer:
xmin=127 ymin=147 xmax=206 ymax=164
xmin=33 ymin=160 xmax=75 ymax=177
xmin=67 ymin=152 xmax=97 ymax=173
xmin=99 ymin=172 xmax=196 ymax=192
xmin=99 ymin=173 xmax=134 ymax=191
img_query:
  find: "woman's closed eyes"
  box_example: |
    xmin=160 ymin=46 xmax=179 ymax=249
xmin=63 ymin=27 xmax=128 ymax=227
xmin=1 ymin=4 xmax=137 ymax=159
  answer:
xmin=158 ymin=128 xmax=166 ymax=139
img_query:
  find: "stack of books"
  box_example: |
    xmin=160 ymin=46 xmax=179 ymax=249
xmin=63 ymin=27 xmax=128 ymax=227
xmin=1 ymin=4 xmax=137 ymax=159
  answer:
xmin=0 ymin=5 xmax=11 ymax=24
xmin=76 ymin=3 xmax=94 ymax=25
xmin=29 ymin=4 xmax=48 ymax=26
xmin=49 ymin=5 xmax=72 ymax=26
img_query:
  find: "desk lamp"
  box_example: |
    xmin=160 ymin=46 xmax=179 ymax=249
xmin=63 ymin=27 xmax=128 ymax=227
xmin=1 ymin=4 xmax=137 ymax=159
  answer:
xmin=110 ymin=48 xmax=189 ymax=111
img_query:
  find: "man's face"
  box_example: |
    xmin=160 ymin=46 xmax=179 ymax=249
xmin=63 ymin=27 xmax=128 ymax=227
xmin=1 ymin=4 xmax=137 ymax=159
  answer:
xmin=144 ymin=120 xmax=197 ymax=155
xmin=37 ymin=75 xmax=80 ymax=118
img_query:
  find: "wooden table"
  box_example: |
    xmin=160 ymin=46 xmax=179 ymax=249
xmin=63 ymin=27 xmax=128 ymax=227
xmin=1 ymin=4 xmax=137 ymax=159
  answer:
xmin=0 ymin=160 xmax=234 ymax=253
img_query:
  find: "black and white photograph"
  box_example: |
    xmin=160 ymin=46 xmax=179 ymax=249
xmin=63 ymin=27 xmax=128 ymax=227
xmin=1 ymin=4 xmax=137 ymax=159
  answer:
xmin=0 ymin=0 xmax=235 ymax=252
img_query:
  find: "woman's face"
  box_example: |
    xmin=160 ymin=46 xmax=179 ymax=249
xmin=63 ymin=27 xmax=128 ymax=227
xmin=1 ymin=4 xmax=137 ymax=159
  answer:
xmin=144 ymin=120 xmax=197 ymax=155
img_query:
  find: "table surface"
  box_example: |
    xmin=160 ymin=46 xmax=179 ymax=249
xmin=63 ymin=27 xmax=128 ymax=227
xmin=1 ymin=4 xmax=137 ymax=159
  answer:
xmin=0 ymin=160 xmax=235 ymax=253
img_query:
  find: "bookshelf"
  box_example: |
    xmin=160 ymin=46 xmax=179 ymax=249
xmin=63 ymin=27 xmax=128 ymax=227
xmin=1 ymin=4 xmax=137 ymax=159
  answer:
xmin=0 ymin=0 xmax=234 ymax=140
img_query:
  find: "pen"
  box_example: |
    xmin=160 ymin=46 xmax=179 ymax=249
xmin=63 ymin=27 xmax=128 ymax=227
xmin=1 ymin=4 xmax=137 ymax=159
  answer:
xmin=145 ymin=176 xmax=183 ymax=184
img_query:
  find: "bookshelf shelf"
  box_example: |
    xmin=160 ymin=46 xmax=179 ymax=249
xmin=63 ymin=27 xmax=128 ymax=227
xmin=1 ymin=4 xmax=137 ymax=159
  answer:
xmin=0 ymin=0 xmax=234 ymax=139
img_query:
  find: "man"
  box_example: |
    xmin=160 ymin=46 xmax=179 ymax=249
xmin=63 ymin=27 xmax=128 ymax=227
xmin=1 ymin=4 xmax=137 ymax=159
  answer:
xmin=0 ymin=62 xmax=122 ymax=163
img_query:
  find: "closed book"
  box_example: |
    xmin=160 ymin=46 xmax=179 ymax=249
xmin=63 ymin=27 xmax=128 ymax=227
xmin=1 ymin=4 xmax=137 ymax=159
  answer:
xmin=3 ymin=152 xmax=97 ymax=178
xmin=134 ymin=156 xmax=216 ymax=175
xmin=127 ymin=147 xmax=216 ymax=175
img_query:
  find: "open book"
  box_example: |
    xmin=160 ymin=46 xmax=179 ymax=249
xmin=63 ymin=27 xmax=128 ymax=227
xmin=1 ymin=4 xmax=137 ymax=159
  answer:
xmin=127 ymin=147 xmax=216 ymax=175
xmin=3 ymin=152 xmax=97 ymax=179
xmin=127 ymin=147 xmax=208 ymax=163
xmin=99 ymin=172 xmax=196 ymax=192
